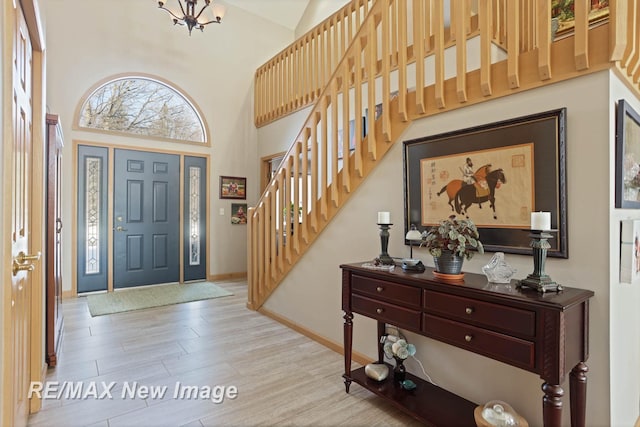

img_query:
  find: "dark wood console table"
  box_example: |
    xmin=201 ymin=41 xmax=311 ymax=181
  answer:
xmin=341 ymin=262 xmax=594 ymax=427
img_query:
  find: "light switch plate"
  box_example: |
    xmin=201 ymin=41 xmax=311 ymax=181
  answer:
xmin=219 ymin=208 xmax=225 ymax=215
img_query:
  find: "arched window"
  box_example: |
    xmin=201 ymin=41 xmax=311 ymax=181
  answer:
xmin=78 ymin=76 xmax=206 ymax=143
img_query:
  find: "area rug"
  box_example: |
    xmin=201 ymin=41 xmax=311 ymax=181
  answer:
xmin=87 ymin=282 xmax=233 ymax=317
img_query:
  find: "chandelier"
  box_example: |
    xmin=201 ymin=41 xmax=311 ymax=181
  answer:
xmin=157 ymin=0 xmax=226 ymax=35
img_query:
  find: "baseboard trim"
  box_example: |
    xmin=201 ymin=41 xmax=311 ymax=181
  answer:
xmin=62 ymin=290 xmax=76 ymax=299
xmin=207 ymin=272 xmax=247 ymax=281
xmin=258 ymin=307 xmax=373 ymax=366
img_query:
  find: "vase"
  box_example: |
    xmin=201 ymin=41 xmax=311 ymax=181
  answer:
xmin=433 ymin=250 xmax=464 ymax=274
xmin=393 ymin=357 xmax=406 ymax=382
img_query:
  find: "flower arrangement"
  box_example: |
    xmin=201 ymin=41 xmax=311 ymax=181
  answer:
xmin=624 ymin=153 xmax=640 ymax=188
xmin=421 ymin=215 xmax=484 ymax=260
xmin=383 ymin=339 xmax=416 ymax=360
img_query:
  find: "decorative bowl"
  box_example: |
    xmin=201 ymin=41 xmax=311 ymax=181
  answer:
xmin=402 ymin=258 xmax=421 ymax=266
xmin=364 ymin=363 xmax=389 ymax=381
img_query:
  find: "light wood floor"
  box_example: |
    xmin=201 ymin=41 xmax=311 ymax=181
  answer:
xmin=28 ymin=281 xmax=420 ymax=427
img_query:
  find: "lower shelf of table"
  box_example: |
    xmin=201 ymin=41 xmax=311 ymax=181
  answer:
xmin=348 ymin=365 xmax=478 ymax=427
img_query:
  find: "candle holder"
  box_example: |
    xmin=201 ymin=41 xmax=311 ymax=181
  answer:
xmin=377 ymin=223 xmax=394 ymax=265
xmin=518 ymin=230 xmax=563 ymax=293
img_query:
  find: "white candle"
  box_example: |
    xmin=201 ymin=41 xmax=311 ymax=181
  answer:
xmin=377 ymin=211 xmax=391 ymax=224
xmin=531 ymin=211 xmax=551 ymax=230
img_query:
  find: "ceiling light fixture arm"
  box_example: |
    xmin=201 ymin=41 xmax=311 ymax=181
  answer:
xmin=158 ymin=2 xmax=184 ymax=23
xmin=198 ymin=17 xmax=222 ymax=25
xmin=193 ymin=0 xmax=210 ymax=21
xmin=157 ymin=0 xmax=224 ymax=35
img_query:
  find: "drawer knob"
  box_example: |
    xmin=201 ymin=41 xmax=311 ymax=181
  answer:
xmin=465 ymin=307 xmax=474 ymax=315
xmin=376 ymin=308 xmax=384 ymax=314
xmin=464 ymin=334 xmax=473 ymax=342
xmin=376 ymin=286 xmax=384 ymax=292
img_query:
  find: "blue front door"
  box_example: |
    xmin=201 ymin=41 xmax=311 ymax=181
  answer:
xmin=113 ymin=149 xmax=180 ymax=288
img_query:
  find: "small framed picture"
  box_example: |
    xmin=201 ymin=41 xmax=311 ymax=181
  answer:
xmin=231 ymin=203 xmax=247 ymax=225
xmin=220 ymin=176 xmax=246 ymax=200
xmin=620 ymin=219 xmax=640 ymax=284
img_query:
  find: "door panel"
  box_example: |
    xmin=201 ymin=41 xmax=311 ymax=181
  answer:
xmin=114 ymin=149 xmax=179 ymax=288
xmin=127 ymin=180 xmax=143 ymax=222
xmin=153 ymin=234 xmax=168 ymax=268
xmin=126 ymin=235 xmax=143 ymax=270
xmin=153 ymin=181 xmax=168 ymax=222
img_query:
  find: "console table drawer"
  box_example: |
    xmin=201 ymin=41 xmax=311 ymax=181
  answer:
xmin=423 ymin=290 xmax=536 ymax=337
xmin=423 ymin=314 xmax=535 ymax=370
xmin=352 ymin=275 xmax=421 ymax=308
xmin=352 ymin=294 xmax=421 ymax=330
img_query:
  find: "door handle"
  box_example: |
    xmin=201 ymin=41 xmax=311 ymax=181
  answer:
xmin=15 ymin=251 xmax=41 ymax=263
xmin=114 ymin=226 xmax=128 ymax=232
xmin=13 ymin=260 xmax=35 ymax=276
xmin=56 ymin=218 xmax=63 ymax=234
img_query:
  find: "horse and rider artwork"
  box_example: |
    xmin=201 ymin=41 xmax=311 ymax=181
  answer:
xmin=420 ymin=143 xmax=534 ymax=228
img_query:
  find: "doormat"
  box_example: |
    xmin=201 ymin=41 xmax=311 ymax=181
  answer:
xmin=87 ymin=282 xmax=233 ymax=317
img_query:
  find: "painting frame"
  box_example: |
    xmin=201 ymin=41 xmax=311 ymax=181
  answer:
xmin=552 ymin=0 xmax=609 ymax=40
xmin=231 ymin=203 xmax=248 ymax=225
xmin=615 ymin=99 xmax=640 ymax=209
xmin=403 ymin=108 xmax=568 ymax=258
xmin=219 ymin=176 xmax=246 ymax=200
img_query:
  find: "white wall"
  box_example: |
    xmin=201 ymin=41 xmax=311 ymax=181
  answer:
xmin=295 ymin=0 xmax=351 ymax=38
xmin=261 ymin=71 xmax=616 ymax=426
xmin=609 ymin=75 xmax=640 ymax=427
xmin=257 ymin=106 xmax=312 ymax=159
xmin=42 ymin=0 xmax=293 ymax=289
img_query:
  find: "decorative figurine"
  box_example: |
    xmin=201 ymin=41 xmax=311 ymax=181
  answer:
xmin=482 ymin=252 xmax=517 ymax=283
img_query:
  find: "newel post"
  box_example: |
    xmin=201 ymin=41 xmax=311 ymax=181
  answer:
xmin=246 ymin=206 xmax=256 ymax=310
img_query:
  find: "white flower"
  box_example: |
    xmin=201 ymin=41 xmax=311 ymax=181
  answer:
xmin=391 ymin=340 xmax=404 ymax=354
xmin=396 ymin=347 xmax=409 ymax=359
xmin=386 ymin=338 xmax=416 ymax=360
xmin=383 ymin=342 xmax=393 ymax=359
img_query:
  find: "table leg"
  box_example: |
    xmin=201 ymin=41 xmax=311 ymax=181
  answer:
xmin=343 ymin=311 xmax=353 ymax=393
xmin=570 ymin=362 xmax=588 ymax=427
xmin=377 ymin=321 xmax=385 ymax=363
xmin=542 ymin=383 xmax=564 ymax=427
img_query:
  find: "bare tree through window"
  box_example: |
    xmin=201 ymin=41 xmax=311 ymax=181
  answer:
xmin=79 ymin=77 xmax=205 ymax=143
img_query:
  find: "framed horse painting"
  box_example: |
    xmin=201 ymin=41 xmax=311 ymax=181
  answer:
xmin=403 ymin=108 xmax=568 ymax=258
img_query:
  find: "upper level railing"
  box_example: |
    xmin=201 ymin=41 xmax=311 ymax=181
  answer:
xmin=248 ymin=0 xmax=637 ymax=310
xmin=613 ymin=1 xmax=640 ymax=88
xmin=254 ymin=0 xmax=626 ymax=128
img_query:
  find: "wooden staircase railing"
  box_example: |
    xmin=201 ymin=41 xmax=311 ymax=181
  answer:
xmin=248 ymin=0 xmax=413 ymax=309
xmin=248 ymin=0 xmax=632 ymax=311
xmin=254 ymin=0 xmax=375 ymax=127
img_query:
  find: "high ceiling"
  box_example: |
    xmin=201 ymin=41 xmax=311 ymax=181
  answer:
xmin=226 ymin=0 xmax=312 ymax=31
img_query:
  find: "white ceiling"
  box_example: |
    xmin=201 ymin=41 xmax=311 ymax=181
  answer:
xmin=225 ymin=0 xmax=312 ymax=31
